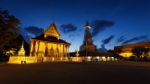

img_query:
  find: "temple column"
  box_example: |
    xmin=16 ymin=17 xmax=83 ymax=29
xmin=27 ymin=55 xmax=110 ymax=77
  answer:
xmin=58 ymin=44 xmax=60 ymax=57
xmin=37 ymin=41 xmax=40 ymax=56
xmin=44 ymin=42 xmax=48 ymax=57
xmin=60 ymin=44 xmax=62 ymax=57
xmin=64 ymin=45 xmax=67 ymax=57
xmin=66 ymin=45 xmax=69 ymax=57
xmin=35 ymin=41 xmax=38 ymax=56
xmin=63 ymin=44 xmax=65 ymax=57
xmin=29 ymin=40 xmax=33 ymax=56
xmin=56 ymin=43 xmax=59 ymax=57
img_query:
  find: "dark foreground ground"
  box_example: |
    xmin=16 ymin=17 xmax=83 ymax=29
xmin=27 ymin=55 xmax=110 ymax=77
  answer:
xmin=0 ymin=61 xmax=150 ymax=84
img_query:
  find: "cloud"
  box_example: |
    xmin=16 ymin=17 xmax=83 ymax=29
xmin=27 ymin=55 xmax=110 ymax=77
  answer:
xmin=122 ymin=35 xmax=148 ymax=44
xmin=91 ymin=20 xmax=114 ymax=37
xmin=24 ymin=26 xmax=43 ymax=37
xmin=102 ymin=35 xmax=115 ymax=44
xmin=99 ymin=35 xmax=115 ymax=51
xmin=99 ymin=44 xmax=107 ymax=52
xmin=117 ymin=36 xmax=126 ymax=43
xmin=60 ymin=24 xmax=77 ymax=33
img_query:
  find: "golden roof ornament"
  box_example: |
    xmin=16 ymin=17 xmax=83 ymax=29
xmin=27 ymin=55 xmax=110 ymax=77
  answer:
xmin=44 ymin=22 xmax=61 ymax=39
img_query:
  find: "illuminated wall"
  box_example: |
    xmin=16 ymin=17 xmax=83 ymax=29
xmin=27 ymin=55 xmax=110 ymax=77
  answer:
xmin=115 ymin=42 xmax=150 ymax=58
xmin=119 ymin=52 xmax=133 ymax=58
xmin=29 ymin=39 xmax=69 ymax=57
xmin=8 ymin=56 xmax=38 ymax=64
xmin=29 ymin=22 xmax=70 ymax=57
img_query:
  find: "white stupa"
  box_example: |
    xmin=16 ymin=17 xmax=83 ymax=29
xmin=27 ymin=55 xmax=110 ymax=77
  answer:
xmin=75 ymin=50 xmax=79 ymax=57
xmin=18 ymin=41 xmax=25 ymax=56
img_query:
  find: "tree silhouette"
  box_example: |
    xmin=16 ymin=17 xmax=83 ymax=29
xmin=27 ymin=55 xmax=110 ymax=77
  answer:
xmin=0 ymin=9 xmax=20 ymax=50
xmin=3 ymin=35 xmax=29 ymax=55
xmin=132 ymin=47 xmax=146 ymax=61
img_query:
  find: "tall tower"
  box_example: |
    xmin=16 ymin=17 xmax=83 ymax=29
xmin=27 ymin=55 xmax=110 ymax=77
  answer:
xmin=80 ymin=21 xmax=97 ymax=52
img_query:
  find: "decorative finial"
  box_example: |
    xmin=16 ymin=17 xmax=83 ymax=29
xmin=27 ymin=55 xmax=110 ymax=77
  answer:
xmin=86 ymin=21 xmax=90 ymax=26
xmin=51 ymin=20 xmax=55 ymax=25
xmin=86 ymin=21 xmax=91 ymax=29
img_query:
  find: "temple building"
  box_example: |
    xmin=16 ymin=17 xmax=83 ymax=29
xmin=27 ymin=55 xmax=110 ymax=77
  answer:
xmin=114 ymin=42 xmax=150 ymax=58
xmin=70 ymin=22 xmax=115 ymax=61
xmin=8 ymin=22 xmax=70 ymax=64
xmin=29 ymin=22 xmax=70 ymax=57
xmin=8 ymin=21 xmax=116 ymax=64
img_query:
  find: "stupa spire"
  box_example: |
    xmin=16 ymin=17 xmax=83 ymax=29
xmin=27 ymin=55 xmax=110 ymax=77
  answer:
xmin=18 ymin=41 xmax=25 ymax=56
xmin=80 ymin=21 xmax=97 ymax=52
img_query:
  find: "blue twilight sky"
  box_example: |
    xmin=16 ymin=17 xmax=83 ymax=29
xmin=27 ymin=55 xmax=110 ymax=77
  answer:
xmin=0 ymin=0 xmax=150 ymax=52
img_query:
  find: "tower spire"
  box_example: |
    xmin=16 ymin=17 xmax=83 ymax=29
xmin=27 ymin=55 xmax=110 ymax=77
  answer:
xmin=86 ymin=21 xmax=90 ymax=26
xmin=84 ymin=21 xmax=92 ymax=45
xmin=86 ymin=21 xmax=91 ymax=29
xmin=80 ymin=22 xmax=97 ymax=52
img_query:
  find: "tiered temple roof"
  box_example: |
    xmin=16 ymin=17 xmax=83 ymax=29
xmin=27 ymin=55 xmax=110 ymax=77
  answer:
xmin=32 ymin=22 xmax=70 ymax=45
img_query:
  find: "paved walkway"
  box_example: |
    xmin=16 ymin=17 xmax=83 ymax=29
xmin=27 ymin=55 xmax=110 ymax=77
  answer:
xmin=0 ymin=61 xmax=150 ymax=84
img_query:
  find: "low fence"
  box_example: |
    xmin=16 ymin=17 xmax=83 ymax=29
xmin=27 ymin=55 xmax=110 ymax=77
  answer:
xmin=8 ymin=56 xmax=117 ymax=64
xmin=8 ymin=56 xmax=38 ymax=64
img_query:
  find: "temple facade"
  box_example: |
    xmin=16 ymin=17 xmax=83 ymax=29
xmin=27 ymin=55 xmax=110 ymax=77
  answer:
xmin=29 ymin=22 xmax=70 ymax=57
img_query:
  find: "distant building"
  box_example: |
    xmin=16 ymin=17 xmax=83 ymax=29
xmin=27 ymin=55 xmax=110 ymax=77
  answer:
xmin=114 ymin=42 xmax=150 ymax=58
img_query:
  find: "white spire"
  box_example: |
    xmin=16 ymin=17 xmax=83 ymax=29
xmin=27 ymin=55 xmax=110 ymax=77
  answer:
xmin=18 ymin=41 xmax=25 ymax=56
xmin=75 ymin=50 xmax=79 ymax=57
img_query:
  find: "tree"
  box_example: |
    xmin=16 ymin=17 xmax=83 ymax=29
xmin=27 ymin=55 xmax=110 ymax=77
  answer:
xmin=0 ymin=34 xmax=29 ymax=62
xmin=142 ymin=48 xmax=150 ymax=61
xmin=0 ymin=9 xmax=20 ymax=50
xmin=132 ymin=47 xmax=146 ymax=61
xmin=3 ymin=35 xmax=29 ymax=56
xmin=108 ymin=49 xmax=125 ymax=60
